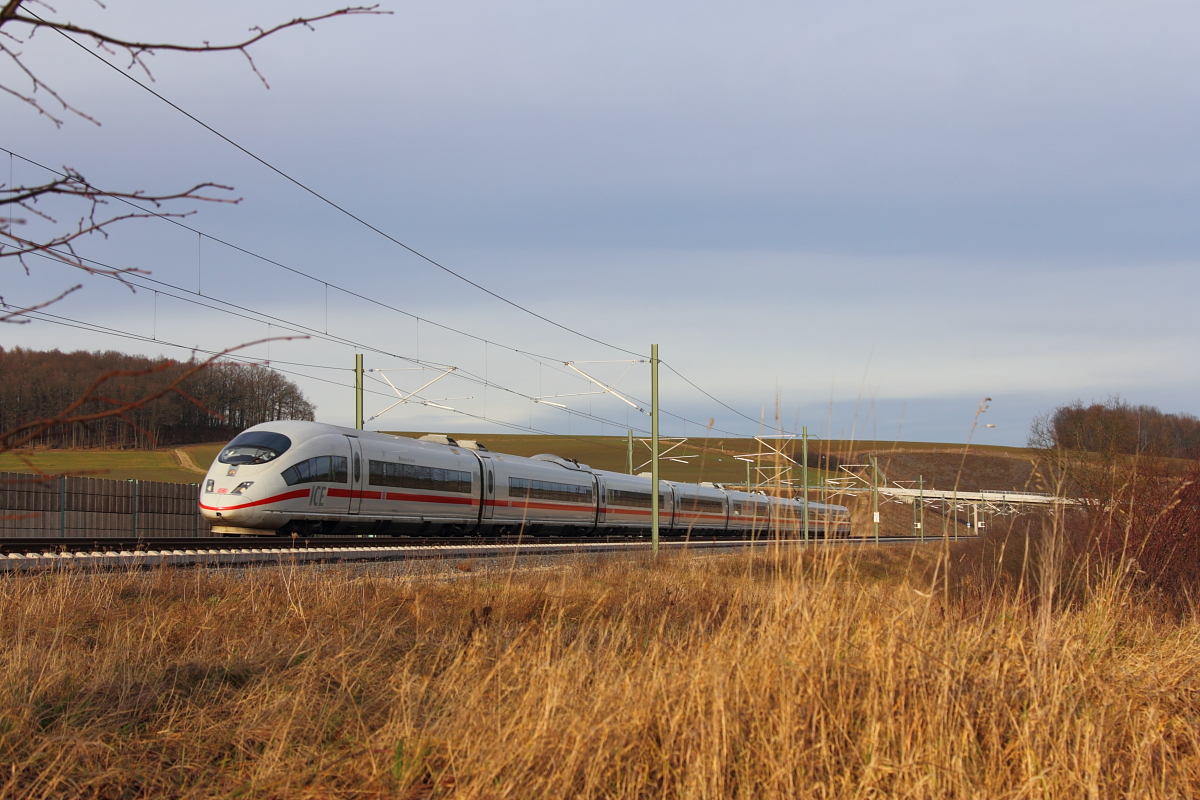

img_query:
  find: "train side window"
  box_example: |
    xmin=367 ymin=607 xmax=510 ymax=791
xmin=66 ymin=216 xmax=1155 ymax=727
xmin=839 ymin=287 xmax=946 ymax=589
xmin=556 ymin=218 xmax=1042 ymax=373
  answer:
xmin=488 ymin=470 xmax=493 ymax=494
xmin=511 ymin=477 xmax=593 ymax=503
xmin=353 ymin=454 xmax=361 ymax=483
xmin=282 ymin=455 xmax=349 ymax=486
xmin=678 ymin=496 xmax=724 ymax=514
xmin=606 ymin=489 xmax=664 ymax=508
xmin=282 ymin=460 xmax=307 ymax=485
xmin=313 ymin=456 xmax=331 ymax=481
xmin=366 ymin=459 xmax=473 ymax=494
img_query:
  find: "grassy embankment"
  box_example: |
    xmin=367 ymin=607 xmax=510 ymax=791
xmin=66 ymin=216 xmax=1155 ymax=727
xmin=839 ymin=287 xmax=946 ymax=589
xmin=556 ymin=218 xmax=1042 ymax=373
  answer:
xmin=2 ymin=535 xmax=1197 ymax=799
xmin=0 ymin=444 xmax=224 ymax=484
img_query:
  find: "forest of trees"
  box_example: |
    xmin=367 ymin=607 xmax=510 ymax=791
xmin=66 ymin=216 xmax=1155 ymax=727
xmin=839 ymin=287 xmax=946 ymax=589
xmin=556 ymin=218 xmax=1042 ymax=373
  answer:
xmin=1030 ymin=397 xmax=1200 ymax=460
xmin=0 ymin=347 xmax=316 ymax=449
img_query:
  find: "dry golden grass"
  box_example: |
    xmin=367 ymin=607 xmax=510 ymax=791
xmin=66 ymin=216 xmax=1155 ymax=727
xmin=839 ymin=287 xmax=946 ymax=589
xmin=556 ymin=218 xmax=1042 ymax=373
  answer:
xmin=1 ymin=545 xmax=1198 ymax=799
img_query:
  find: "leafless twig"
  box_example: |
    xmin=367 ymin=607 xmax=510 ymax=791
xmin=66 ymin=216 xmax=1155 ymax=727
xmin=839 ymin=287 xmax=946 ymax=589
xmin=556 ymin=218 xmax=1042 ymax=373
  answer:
xmin=0 ymin=3 xmax=386 ymax=125
xmin=1 ymin=166 xmax=236 ymax=292
xmin=1 ymin=1 xmax=385 ymax=318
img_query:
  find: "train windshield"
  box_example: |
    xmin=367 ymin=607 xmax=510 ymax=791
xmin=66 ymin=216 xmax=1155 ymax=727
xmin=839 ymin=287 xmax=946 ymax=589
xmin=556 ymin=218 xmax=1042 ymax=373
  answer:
xmin=218 ymin=431 xmax=292 ymax=465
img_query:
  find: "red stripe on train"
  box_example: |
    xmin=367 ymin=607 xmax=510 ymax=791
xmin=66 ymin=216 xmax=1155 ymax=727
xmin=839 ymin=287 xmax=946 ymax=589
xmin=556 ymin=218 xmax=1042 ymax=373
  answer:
xmin=491 ymin=499 xmax=595 ymax=511
xmin=200 ymin=489 xmax=311 ymax=511
xmin=204 ymin=487 xmax=830 ymax=524
xmin=385 ymin=491 xmax=478 ymax=506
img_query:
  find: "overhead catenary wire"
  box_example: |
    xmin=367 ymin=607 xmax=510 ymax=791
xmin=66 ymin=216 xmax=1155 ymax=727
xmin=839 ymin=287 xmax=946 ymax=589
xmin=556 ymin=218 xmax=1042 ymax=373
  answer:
xmin=10 ymin=280 xmax=659 ymax=439
xmin=4 ymin=147 xmax=698 ymax=428
xmin=24 ymin=240 xmax=761 ymax=438
xmin=21 ymin=215 xmax=777 ymax=441
xmin=662 ymin=361 xmax=788 ymax=434
xmin=4 ymin=141 xmax=784 ymax=437
xmin=0 ymin=147 xmax=574 ymax=369
xmin=35 ymin=16 xmax=646 ymax=360
xmin=6 ymin=18 xmax=784 ymax=436
xmin=14 ymin=276 xmax=655 ymax=440
xmin=17 ymin=299 xmax=805 ymax=462
xmin=11 ymin=307 xmax=635 ymax=453
xmin=16 ymin=253 xmax=655 ymax=437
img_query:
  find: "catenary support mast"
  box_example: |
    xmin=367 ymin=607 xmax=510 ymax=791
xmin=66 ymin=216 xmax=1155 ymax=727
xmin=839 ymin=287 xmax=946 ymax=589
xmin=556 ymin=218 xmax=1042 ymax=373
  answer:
xmin=355 ymin=354 xmax=364 ymax=430
xmin=650 ymin=344 xmax=660 ymax=555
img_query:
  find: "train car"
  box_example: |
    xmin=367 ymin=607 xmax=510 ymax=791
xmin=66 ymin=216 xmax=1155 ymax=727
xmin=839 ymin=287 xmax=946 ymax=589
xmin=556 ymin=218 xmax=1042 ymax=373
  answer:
xmin=200 ymin=422 xmax=484 ymax=535
xmin=724 ymin=489 xmax=772 ymax=536
xmin=667 ymin=480 xmax=729 ymax=533
xmin=484 ymin=453 xmax=598 ymax=534
xmin=593 ymin=469 xmax=674 ymax=534
xmin=356 ymin=432 xmax=482 ymax=534
xmin=806 ymin=501 xmax=852 ymax=538
xmin=200 ymin=420 xmax=851 ymax=538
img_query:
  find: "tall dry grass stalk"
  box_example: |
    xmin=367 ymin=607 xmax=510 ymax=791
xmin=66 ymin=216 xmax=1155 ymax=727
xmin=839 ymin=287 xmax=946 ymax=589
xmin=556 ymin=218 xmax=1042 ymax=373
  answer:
xmin=1 ymin=546 xmax=1198 ymax=799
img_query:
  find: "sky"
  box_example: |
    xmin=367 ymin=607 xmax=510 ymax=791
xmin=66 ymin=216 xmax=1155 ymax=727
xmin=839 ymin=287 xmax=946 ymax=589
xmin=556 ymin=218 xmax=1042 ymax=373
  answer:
xmin=3 ymin=0 xmax=1198 ymax=446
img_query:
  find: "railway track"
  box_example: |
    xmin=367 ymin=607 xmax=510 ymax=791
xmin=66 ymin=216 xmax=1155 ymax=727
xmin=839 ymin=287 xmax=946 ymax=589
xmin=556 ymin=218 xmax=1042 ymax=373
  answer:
xmin=0 ymin=534 xmax=648 ymax=554
xmin=0 ymin=534 xmax=930 ymax=572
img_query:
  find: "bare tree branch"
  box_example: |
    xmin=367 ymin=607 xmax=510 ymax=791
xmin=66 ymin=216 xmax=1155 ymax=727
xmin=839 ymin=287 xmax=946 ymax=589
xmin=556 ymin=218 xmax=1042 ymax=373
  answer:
xmin=1 ymin=4 xmax=385 ymax=121
xmin=1 ymin=164 xmax=236 ymax=292
xmin=1 ymin=1 xmax=385 ymax=318
xmin=0 ymin=283 xmax=79 ymax=324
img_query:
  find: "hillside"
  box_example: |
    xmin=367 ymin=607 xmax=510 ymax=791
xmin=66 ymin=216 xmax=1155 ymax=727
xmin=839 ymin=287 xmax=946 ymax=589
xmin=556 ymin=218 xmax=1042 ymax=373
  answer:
xmin=852 ymin=450 xmax=1045 ymax=494
xmin=0 ymin=444 xmax=218 ymax=484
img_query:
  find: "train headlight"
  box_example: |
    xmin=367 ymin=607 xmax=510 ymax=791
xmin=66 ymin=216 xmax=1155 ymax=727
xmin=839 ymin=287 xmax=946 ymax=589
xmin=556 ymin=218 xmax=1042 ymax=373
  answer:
xmin=230 ymin=482 xmax=254 ymax=495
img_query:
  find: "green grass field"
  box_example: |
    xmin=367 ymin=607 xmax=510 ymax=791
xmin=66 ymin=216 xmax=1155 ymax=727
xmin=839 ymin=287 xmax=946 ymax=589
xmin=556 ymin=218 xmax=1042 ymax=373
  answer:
xmin=182 ymin=443 xmax=224 ymax=471
xmin=0 ymin=443 xmax=223 ymax=484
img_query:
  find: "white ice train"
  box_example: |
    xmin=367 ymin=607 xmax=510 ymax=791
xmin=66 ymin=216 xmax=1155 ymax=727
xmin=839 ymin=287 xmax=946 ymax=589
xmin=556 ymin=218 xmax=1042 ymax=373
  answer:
xmin=199 ymin=420 xmax=851 ymax=538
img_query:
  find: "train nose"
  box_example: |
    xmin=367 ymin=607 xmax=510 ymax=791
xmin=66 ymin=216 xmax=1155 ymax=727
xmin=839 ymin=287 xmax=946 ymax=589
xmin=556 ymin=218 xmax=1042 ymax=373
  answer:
xmin=200 ymin=502 xmax=263 ymax=528
xmin=199 ymin=489 xmax=262 ymax=527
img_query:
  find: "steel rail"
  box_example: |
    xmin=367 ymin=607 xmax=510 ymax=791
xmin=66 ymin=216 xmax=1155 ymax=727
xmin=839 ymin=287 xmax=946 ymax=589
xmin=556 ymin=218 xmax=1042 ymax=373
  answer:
xmin=0 ymin=535 xmax=935 ymax=573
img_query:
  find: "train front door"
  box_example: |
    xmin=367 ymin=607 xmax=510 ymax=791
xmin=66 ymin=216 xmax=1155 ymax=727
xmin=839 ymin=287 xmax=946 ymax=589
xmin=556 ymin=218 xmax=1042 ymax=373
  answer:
xmin=345 ymin=435 xmax=363 ymax=515
xmin=481 ymin=458 xmax=496 ymax=520
xmin=595 ymin=475 xmax=606 ymax=525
